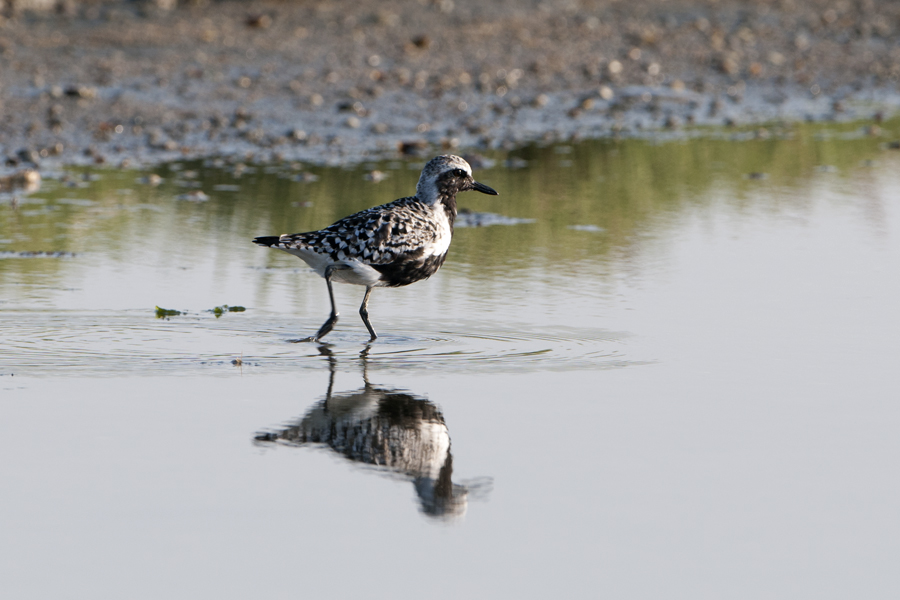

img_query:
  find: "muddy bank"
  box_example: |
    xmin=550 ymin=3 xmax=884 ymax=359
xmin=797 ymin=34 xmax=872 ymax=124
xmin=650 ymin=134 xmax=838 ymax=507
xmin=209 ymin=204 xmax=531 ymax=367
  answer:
xmin=1 ymin=0 xmax=899 ymax=171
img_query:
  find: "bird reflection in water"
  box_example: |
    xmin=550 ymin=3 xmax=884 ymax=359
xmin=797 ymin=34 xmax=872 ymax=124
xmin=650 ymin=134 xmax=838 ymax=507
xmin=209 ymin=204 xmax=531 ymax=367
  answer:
xmin=254 ymin=345 xmax=487 ymax=520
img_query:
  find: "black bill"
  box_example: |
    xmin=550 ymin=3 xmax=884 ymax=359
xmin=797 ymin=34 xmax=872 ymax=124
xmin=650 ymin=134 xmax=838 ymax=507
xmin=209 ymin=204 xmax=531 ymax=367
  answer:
xmin=472 ymin=181 xmax=498 ymax=195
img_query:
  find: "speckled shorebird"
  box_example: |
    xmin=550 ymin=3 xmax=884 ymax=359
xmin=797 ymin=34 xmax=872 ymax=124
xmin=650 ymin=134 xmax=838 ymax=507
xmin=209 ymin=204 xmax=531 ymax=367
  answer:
xmin=253 ymin=155 xmax=498 ymax=342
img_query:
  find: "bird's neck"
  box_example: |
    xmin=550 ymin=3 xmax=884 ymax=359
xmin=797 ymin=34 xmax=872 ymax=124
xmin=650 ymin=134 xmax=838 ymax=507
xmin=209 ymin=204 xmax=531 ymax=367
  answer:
xmin=439 ymin=194 xmax=457 ymax=230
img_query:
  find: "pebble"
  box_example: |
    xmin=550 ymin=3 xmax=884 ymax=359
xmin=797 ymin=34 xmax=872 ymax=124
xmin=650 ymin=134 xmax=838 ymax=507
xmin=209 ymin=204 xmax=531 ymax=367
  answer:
xmin=455 ymin=209 xmax=535 ymax=228
xmin=364 ymin=170 xmax=387 ymax=182
xmin=64 ymin=85 xmax=97 ymax=99
xmin=176 ymin=190 xmax=210 ymax=201
xmin=0 ymin=168 xmax=41 ymax=191
xmin=245 ymin=14 xmax=271 ymax=28
xmin=398 ymin=140 xmax=428 ymax=156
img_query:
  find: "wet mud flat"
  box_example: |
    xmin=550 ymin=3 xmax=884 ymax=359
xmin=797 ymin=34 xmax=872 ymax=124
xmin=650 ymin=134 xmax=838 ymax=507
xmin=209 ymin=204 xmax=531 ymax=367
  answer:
xmin=1 ymin=0 xmax=899 ymax=171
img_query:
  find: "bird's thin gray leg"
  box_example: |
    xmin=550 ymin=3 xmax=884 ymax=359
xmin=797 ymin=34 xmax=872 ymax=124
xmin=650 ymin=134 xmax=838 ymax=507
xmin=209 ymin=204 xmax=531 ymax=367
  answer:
xmin=359 ymin=286 xmax=377 ymax=341
xmin=292 ymin=266 xmax=341 ymax=343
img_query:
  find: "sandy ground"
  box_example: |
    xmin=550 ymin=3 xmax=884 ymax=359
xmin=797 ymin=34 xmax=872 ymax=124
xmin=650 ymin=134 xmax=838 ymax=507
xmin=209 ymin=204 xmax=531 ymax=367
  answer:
xmin=1 ymin=0 xmax=899 ymax=171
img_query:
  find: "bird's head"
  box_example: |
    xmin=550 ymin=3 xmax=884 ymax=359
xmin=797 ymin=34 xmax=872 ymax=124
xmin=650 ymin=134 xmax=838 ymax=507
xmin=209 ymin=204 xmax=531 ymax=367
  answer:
xmin=416 ymin=155 xmax=498 ymax=205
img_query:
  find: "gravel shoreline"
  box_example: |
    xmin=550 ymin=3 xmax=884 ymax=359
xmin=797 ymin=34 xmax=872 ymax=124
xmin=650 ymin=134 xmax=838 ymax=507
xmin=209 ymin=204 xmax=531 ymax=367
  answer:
xmin=1 ymin=0 xmax=899 ymax=171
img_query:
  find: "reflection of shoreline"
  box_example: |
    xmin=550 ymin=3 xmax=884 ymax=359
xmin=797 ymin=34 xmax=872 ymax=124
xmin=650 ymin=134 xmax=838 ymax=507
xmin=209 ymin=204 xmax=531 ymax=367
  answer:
xmin=254 ymin=347 xmax=481 ymax=519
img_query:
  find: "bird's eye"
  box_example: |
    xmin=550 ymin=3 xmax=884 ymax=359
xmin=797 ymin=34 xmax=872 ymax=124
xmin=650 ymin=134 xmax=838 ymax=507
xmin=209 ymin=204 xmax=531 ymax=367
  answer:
xmin=453 ymin=168 xmax=467 ymax=177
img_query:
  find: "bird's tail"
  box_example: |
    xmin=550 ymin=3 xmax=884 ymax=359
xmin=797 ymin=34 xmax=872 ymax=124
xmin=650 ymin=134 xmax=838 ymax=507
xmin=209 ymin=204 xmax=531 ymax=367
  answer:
xmin=253 ymin=236 xmax=281 ymax=247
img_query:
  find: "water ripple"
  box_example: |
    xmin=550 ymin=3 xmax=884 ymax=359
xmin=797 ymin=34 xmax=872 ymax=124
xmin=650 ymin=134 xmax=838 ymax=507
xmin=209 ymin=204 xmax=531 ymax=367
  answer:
xmin=0 ymin=311 xmax=640 ymax=376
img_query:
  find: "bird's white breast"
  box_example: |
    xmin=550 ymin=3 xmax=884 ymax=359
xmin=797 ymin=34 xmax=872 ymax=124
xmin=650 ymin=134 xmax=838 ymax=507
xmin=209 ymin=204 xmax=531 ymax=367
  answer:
xmin=425 ymin=206 xmax=453 ymax=258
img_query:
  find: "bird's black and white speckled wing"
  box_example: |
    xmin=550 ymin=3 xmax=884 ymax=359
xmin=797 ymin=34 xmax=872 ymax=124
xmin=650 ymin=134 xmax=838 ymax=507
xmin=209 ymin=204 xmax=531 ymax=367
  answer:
xmin=275 ymin=196 xmax=446 ymax=265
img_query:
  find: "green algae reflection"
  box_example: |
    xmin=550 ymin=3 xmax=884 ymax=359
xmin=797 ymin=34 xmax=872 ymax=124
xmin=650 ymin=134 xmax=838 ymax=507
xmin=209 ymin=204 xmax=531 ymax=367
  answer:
xmin=1 ymin=117 xmax=897 ymax=303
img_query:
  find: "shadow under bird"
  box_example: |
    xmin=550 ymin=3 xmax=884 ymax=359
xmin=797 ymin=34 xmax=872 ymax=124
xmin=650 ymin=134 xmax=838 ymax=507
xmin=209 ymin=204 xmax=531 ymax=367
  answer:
xmin=253 ymin=154 xmax=497 ymax=342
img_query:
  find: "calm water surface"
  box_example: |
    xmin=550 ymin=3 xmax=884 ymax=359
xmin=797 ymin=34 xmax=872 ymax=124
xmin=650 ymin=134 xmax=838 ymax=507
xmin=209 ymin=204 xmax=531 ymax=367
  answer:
xmin=2 ymin=121 xmax=900 ymax=598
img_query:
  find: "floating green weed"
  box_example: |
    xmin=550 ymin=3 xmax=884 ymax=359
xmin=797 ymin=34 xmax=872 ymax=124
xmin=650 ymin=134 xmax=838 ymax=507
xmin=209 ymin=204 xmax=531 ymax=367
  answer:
xmin=155 ymin=306 xmax=182 ymax=318
xmin=210 ymin=305 xmax=246 ymax=318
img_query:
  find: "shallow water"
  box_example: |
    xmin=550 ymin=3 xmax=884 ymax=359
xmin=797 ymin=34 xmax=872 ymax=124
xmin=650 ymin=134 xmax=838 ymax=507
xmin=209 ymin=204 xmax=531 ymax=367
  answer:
xmin=3 ymin=121 xmax=900 ymax=598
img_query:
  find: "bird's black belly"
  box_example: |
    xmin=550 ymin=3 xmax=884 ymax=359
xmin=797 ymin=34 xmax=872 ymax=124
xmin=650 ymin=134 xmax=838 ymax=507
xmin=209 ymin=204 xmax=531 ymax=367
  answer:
xmin=372 ymin=252 xmax=448 ymax=287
